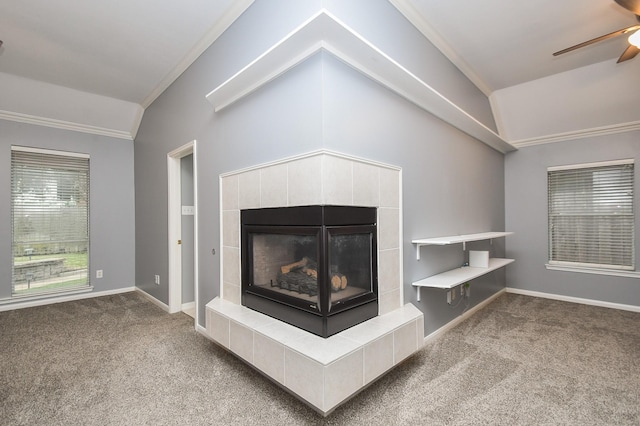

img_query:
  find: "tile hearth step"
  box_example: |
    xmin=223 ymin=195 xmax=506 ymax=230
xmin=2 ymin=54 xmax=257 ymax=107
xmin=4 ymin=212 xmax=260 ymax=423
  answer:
xmin=205 ymin=297 xmax=424 ymax=416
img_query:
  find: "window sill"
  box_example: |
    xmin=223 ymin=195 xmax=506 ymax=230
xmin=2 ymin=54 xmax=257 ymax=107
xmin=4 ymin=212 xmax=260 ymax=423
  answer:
xmin=0 ymin=286 xmax=94 ymax=305
xmin=545 ymin=264 xmax=640 ymax=279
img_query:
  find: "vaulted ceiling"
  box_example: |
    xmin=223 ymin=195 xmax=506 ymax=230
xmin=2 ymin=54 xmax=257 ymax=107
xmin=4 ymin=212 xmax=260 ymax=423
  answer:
xmin=0 ymin=0 xmax=638 ymax=140
xmin=392 ymin=0 xmax=640 ymax=95
xmin=0 ymin=0 xmax=251 ymax=107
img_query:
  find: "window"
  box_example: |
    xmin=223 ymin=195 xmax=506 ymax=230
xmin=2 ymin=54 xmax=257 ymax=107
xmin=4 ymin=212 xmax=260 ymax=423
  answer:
xmin=11 ymin=147 xmax=90 ymax=297
xmin=548 ymin=159 xmax=634 ymax=271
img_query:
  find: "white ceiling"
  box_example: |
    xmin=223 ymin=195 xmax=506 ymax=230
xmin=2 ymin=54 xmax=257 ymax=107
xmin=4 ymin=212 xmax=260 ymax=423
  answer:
xmin=400 ymin=0 xmax=640 ymax=94
xmin=0 ymin=0 xmax=248 ymax=107
xmin=0 ymin=0 xmax=638 ymax=108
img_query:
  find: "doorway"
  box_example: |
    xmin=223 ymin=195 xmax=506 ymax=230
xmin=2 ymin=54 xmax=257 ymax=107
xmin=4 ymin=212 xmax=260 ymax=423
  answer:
xmin=167 ymin=141 xmax=198 ymax=324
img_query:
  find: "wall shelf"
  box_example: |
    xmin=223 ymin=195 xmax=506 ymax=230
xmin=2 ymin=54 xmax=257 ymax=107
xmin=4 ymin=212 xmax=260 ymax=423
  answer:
xmin=412 ymin=258 xmax=514 ymax=301
xmin=411 ymin=231 xmax=514 ymax=302
xmin=412 ymin=231 xmax=513 ymax=260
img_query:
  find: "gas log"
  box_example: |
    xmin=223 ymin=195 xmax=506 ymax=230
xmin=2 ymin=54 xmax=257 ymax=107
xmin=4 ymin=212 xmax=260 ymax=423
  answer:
xmin=280 ymin=257 xmax=311 ymax=274
xmin=276 ymin=258 xmax=347 ymax=295
xmin=330 ymin=273 xmax=347 ymax=291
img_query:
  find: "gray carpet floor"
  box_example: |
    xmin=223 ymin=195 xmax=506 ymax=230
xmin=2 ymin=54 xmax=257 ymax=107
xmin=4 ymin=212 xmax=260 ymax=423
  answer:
xmin=1 ymin=291 xmax=638 ymax=425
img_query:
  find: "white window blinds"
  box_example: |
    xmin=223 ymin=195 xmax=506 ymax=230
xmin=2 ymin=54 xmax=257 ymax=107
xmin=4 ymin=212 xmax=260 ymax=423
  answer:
xmin=11 ymin=147 xmax=90 ymax=296
xmin=548 ymin=159 xmax=634 ymax=271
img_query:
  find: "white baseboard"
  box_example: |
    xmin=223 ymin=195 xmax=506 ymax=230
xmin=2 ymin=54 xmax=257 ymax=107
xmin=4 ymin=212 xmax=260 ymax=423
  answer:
xmin=506 ymin=287 xmax=640 ymax=313
xmin=423 ymin=288 xmax=506 ymax=344
xmin=196 ymin=323 xmax=209 ymax=338
xmin=181 ymin=301 xmax=195 ymax=311
xmin=134 ymin=288 xmax=170 ymax=312
xmin=0 ymin=286 xmax=136 ymax=312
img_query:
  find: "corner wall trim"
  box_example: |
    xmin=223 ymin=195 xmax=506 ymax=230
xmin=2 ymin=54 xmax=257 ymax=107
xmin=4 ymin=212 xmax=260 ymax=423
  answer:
xmin=506 ymin=287 xmax=640 ymax=313
xmin=423 ymin=288 xmax=506 ymax=344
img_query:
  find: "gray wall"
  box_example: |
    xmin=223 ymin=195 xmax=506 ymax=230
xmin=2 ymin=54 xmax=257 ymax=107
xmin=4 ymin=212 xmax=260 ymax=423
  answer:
xmin=0 ymin=120 xmax=136 ymax=302
xmin=323 ymin=0 xmax=498 ymax=133
xmin=321 ymin=52 xmax=506 ymax=333
xmin=134 ymin=0 xmax=505 ymax=334
xmin=181 ymin=154 xmax=194 ymax=304
xmin=505 ymin=131 xmax=640 ymax=307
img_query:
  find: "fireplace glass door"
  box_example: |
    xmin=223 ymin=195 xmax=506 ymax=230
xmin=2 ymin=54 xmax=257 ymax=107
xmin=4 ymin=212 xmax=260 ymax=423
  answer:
xmin=248 ymin=229 xmax=321 ymax=311
xmin=241 ymin=205 xmax=378 ymax=337
xmin=246 ymin=226 xmax=376 ymax=314
xmin=327 ymin=227 xmax=376 ymax=312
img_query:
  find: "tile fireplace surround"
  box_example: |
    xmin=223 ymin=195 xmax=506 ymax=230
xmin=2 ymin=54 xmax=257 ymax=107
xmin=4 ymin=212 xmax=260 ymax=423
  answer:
xmin=206 ymin=151 xmax=424 ymax=415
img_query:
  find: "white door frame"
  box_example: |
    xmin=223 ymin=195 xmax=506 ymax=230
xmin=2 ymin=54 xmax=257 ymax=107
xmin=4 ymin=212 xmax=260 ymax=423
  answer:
xmin=167 ymin=140 xmax=198 ymax=323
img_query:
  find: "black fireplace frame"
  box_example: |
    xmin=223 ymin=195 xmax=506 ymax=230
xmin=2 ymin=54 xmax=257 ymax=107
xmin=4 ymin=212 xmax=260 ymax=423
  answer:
xmin=241 ymin=205 xmax=378 ymax=337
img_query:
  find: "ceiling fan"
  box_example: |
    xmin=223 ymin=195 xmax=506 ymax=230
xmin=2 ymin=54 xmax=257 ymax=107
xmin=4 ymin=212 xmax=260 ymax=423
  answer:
xmin=553 ymin=0 xmax=640 ymax=63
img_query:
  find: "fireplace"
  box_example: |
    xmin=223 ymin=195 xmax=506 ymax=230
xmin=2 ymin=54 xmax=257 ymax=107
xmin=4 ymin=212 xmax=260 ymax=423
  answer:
xmin=241 ymin=205 xmax=378 ymax=337
xmin=208 ymin=152 xmax=422 ymax=415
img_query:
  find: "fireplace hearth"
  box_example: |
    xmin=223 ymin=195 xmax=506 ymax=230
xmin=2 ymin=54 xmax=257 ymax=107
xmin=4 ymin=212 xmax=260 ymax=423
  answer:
xmin=208 ymin=151 xmax=421 ymax=414
xmin=241 ymin=205 xmax=378 ymax=337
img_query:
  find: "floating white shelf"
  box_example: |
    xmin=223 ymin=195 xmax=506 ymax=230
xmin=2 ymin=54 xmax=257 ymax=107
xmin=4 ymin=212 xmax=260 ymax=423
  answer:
xmin=411 ymin=231 xmax=514 ymax=302
xmin=412 ymin=258 xmax=514 ymax=302
xmin=412 ymin=231 xmax=513 ymax=260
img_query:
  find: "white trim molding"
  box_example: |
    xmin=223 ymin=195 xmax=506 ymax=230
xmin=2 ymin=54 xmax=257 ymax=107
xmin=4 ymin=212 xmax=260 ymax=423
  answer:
xmin=11 ymin=145 xmax=90 ymax=158
xmin=135 ymin=287 xmax=170 ymax=312
xmin=196 ymin=323 xmax=208 ymax=337
xmin=167 ymin=140 xmax=199 ymax=317
xmin=205 ymin=9 xmax=515 ymax=154
xmin=140 ymin=0 xmax=255 ymax=109
xmin=218 ymin=148 xmax=400 ymax=179
xmin=506 ymin=287 xmax=640 ymax=313
xmin=423 ymin=288 xmax=506 ymax=344
xmin=0 ymin=286 xmax=135 ymax=312
xmin=389 ymin=0 xmax=492 ymax=97
xmin=0 ymin=109 xmax=134 ymax=140
xmin=545 ymin=263 xmax=640 ymax=279
xmin=510 ymin=120 xmax=640 ymax=148
xmin=424 ymin=284 xmax=640 ymax=344
xmin=547 ymin=157 xmax=634 ymax=172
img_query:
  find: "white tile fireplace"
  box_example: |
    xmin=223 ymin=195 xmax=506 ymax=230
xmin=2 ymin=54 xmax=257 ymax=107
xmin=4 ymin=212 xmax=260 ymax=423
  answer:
xmin=206 ymin=150 xmax=423 ymax=415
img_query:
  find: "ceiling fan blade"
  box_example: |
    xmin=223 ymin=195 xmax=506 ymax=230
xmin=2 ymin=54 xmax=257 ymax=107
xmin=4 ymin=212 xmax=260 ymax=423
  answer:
xmin=614 ymin=0 xmax=640 ymax=15
xmin=617 ymin=44 xmax=640 ymax=62
xmin=553 ymin=25 xmax=640 ymax=56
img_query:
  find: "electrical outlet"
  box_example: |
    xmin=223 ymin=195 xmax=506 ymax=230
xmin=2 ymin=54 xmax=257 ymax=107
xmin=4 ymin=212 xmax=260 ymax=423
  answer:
xmin=154 ymin=275 xmax=160 ymax=285
xmin=96 ymin=270 xmax=103 ymax=279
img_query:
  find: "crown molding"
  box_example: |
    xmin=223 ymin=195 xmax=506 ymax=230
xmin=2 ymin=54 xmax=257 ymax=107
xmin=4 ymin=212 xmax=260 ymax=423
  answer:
xmin=140 ymin=0 xmax=255 ymax=109
xmin=205 ymin=9 xmax=515 ymax=154
xmin=0 ymin=109 xmax=133 ymax=140
xmin=388 ymin=0 xmax=493 ymax=97
xmin=510 ymin=120 xmax=640 ymax=148
xmin=129 ymin=106 xmax=145 ymax=140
